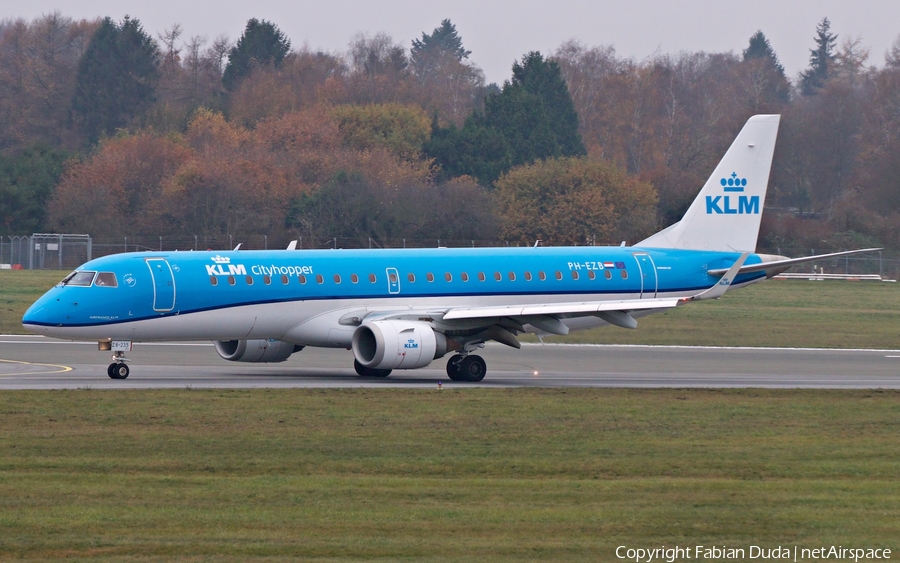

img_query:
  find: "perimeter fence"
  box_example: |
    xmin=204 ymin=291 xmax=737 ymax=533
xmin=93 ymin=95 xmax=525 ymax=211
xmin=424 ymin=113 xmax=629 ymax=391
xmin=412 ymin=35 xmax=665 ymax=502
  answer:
xmin=2 ymin=233 xmax=900 ymax=279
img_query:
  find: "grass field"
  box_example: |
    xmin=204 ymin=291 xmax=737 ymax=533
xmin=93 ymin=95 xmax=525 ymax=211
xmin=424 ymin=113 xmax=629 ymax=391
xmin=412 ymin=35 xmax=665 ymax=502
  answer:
xmin=3 ymin=269 xmax=899 ymax=348
xmin=1 ymin=389 xmax=897 ymax=561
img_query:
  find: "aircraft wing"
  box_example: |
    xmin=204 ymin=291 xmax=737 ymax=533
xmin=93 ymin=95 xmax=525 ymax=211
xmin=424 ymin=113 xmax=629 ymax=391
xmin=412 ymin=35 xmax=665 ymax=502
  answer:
xmin=707 ymin=248 xmax=882 ymax=276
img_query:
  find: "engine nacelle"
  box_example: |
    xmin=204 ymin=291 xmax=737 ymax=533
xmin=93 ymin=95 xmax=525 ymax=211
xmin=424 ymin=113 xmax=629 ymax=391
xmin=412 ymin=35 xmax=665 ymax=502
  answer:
xmin=352 ymin=320 xmax=452 ymax=370
xmin=214 ymin=339 xmax=302 ymax=363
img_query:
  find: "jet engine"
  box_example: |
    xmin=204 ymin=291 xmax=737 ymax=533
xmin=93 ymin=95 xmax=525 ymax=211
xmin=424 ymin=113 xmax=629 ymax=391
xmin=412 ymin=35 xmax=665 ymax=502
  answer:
xmin=214 ymin=339 xmax=303 ymax=363
xmin=352 ymin=320 xmax=454 ymax=370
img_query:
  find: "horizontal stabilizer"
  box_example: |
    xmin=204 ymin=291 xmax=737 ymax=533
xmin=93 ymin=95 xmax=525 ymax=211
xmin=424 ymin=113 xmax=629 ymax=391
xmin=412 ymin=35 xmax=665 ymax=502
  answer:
xmin=707 ymin=248 xmax=882 ymax=277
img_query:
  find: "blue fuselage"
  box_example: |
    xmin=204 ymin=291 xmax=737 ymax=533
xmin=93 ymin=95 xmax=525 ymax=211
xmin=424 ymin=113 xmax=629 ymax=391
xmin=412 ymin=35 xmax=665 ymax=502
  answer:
xmin=22 ymin=246 xmax=765 ymax=343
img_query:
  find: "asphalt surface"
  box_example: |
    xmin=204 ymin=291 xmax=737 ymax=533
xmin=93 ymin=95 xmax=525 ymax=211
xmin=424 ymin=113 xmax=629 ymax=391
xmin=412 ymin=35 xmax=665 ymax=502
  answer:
xmin=1 ymin=335 xmax=898 ymax=389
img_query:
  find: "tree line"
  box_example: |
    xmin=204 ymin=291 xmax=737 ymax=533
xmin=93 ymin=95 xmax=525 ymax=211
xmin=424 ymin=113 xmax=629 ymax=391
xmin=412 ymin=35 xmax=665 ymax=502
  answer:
xmin=1 ymin=14 xmax=899 ymax=252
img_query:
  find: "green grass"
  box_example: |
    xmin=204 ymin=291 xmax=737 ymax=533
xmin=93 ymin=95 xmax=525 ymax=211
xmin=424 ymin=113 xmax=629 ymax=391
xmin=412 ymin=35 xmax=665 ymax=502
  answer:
xmin=1 ymin=389 xmax=898 ymax=561
xmin=5 ymin=270 xmax=899 ymax=348
xmin=538 ymin=278 xmax=900 ymax=348
xmin=0 ymin=270 xmax=65 ymax=334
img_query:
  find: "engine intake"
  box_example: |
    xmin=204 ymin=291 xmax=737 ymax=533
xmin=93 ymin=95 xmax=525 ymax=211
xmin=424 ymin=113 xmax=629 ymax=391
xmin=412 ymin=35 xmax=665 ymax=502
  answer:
xmin=214 ymin=339 xmax=302 ymax=363
xmin=352 ymin=320 xmax=453 ymax=370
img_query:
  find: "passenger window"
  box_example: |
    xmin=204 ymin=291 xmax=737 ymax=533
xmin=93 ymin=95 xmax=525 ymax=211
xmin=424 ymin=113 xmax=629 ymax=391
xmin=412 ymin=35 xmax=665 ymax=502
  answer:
xmin=351 ymin=274 xmax=359 ymax=284
xmin=246 ymin=276 xmax=253 ymax=285
xmin=228 ymin=276 xmax=235 ymax=285
xmin=281 ymin=275 xmax=289 ymax=285
xmin=427 ymin=273 xmax=435 ymax=282
xmin=620 ymin=270 xmax=628 ymax=279
xmin=334 ymin=274 xmax=341 ymax=284
xmin=94 ymin=272 xmax=118 ymax=287
xmin=461 ymin=272 xmax=469 ymax=282
xmin=555 ymin=271 xmax=562 ymax=280
xmin=571 ymin=271 xmax=579 ymax=280
xmin=588 ymin=270 xmax=596 ymax=280
xmin=210 ymin=276 xmax=218 ymax=286
xmin=369 ymin=273 xmax=376 ymax=283
xmin=445 ymin=273 xmax=452 ymax=282
xmin=316 ymin=274 xmax=324 ymax=284
xmin=408 ymin=273 xmax=416 ymax=282
xmin=524 ymin=271 xmax=532 ymax=281
xmin=508 ymin=272 xmax=516 ymax=281
xmin=389 ymin=272 xmax=397 ymax=283
xmin=538 ymin=271 xmax=546 ymax=281
xmin=478 ymin=272 xmax=486 ymax=282
xmin=299 ymin=274 xmax=307 ymax=284
xmin=494 ymin=272 xmax=502 ymax=281
xmin=605 ymin=270 xmax=612 ymax=280
xmin=264 ymin=275 xmax=271 ymax=285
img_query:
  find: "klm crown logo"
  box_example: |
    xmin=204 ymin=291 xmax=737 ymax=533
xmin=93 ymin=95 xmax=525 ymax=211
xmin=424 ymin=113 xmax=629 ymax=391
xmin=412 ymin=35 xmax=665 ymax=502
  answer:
xmin=211 ymin=255 xmax=231 ymax=264
xmin=706 ymin=171 xmax=759 ymax=215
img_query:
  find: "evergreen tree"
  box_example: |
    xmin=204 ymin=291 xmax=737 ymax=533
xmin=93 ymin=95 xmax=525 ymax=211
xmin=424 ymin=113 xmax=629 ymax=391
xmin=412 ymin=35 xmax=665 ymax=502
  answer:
xmin=223 ymin=19 xmax=291 ymax=90
xmin=800 ymin=17 xmax=837 ymax=95
xmin=743 ymin=31 xmax=785 ymax=76
xmin=411 ymin=19 xmax=470 ymax=64
xmin=71 ymin=16 xmax=160 ymax=142
xmin=425 ymin=51 xmax=584 ymax=185
xmin=0 ymin=145 xmax=69 ymax=233
xmin=742 ymin=30 xmax=790 ymax=104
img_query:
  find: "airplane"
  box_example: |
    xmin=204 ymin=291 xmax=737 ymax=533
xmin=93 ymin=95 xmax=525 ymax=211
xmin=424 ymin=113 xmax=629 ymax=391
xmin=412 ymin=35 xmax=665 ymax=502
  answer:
xmin=22 ymin=114 xmax=879 ymax=381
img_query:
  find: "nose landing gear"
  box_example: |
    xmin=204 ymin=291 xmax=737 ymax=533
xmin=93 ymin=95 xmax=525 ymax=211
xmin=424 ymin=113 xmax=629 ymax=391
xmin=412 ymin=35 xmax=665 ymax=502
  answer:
xmin=107 ymin=350 xmax=130 ymax=379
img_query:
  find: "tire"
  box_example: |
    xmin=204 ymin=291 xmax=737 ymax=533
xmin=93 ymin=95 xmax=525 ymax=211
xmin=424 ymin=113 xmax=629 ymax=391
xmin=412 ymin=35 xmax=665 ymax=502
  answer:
xmin=109 ymin=363 xmax=129 ymax=379
xmin=446 ymin=355 xmax=464 ymax=381
xmin=354 ymin=359 xmax=392 ymax=378
xmin=459 ymin=355 xmax=486 ymax=382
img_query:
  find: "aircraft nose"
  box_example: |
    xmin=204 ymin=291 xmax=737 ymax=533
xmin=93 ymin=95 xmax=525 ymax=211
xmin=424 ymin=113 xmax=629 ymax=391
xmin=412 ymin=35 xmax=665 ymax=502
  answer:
xmin=22 ymin=295 xmax=58 ymax=333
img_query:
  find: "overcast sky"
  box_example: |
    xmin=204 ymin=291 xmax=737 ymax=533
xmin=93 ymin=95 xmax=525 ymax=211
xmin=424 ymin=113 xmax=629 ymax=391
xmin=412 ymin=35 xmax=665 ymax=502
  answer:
xmin=3 ymin=0 xmax=899 ymax=84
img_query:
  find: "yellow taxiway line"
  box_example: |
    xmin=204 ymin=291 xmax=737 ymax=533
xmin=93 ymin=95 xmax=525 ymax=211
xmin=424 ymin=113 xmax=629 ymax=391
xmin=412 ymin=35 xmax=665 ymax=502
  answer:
xmin=0 ymin=358 xmax=73 ymax=376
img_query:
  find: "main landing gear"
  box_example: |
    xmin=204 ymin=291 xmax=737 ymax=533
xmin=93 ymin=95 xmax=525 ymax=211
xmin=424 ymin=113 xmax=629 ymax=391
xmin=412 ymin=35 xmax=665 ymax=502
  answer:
xmin=107 ymin=350 xmax=130 ymax=379
xmin=353 ymin=359 xmax=392 ymax=378
xmin=446 ymin=354 xmax=487 ymax=382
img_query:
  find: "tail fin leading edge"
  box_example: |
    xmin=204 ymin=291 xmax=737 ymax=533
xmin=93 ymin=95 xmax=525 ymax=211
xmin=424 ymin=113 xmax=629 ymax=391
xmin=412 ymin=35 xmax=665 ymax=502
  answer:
xmin=637 ymin=114 xmax=781 ymax=252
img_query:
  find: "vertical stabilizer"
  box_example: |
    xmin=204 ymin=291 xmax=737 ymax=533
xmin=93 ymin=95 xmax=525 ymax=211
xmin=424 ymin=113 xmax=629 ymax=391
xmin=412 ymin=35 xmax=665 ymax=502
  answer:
xmin=637 ymin=114 xmax=780 ymax=251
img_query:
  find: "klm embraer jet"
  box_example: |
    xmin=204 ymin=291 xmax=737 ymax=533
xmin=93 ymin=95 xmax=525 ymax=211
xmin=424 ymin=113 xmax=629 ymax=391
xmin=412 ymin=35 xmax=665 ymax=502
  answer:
xmin=22 ymin=115 xmax=877 ymax=381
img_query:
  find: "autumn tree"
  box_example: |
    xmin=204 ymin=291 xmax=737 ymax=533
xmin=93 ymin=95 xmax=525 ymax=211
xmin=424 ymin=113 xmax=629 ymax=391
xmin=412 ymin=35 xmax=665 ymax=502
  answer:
xmin=329 ymin=103 xmax=430 ymax=159
xmin=344 ymin=33 xmax=413 ymax=104
xmin=48 ymin=133 xmax=193 ymax=237
xmin=494 ymin=157 xmax=657 ymax=245
xmin=71 ymin=16 xmax=160 ymax=142
xmin=222 ymin=19 xmax=290 ymax=90
xmin=228 ymin=48 xmax=345 ymax=127
xmin=0 ymin=14 xmax=97 ymax=150
xmin=800 ymin=18 xmax=837 ymax=96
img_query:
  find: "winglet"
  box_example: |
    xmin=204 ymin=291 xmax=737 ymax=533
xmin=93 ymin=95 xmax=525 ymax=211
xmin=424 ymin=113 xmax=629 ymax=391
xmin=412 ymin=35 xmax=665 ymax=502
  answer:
xmin=692 ymin=252 xmax=750 ymax=301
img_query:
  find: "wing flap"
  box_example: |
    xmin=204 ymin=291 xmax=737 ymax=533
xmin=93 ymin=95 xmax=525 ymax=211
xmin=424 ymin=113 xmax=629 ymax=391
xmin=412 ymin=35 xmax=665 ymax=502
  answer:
xmin=442 ymin=296 xmax=685 ymax=321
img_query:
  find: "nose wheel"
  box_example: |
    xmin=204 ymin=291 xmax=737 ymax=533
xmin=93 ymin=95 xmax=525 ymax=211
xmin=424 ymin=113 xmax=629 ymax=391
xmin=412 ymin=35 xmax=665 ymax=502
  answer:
xmin=107 ymin=350 xmax=130 ymax=379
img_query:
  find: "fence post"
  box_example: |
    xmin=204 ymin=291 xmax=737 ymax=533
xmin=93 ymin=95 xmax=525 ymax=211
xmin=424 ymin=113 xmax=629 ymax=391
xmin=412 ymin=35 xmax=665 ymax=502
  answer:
xmin=29 ymin=235 xmax=34 ymax=270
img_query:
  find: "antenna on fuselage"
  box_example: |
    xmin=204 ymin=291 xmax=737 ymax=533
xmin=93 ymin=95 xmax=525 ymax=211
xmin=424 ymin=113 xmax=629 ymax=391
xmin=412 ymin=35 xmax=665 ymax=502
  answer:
xmin=233 ymin=243 xmax=242 ymax=251
xmin=533 ymin=239 xmax=541 ymax=247
xmin=286 ymin=240 xmax=298 ymax=250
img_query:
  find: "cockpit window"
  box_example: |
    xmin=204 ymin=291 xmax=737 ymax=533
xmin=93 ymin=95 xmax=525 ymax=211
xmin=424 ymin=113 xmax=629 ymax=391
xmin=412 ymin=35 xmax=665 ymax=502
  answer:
xmin=94 ymin=272 xmax=118 ymax=287
xmin=61 ymin=270 xmax=96 ymax=286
